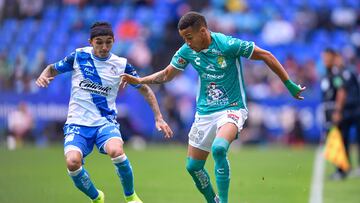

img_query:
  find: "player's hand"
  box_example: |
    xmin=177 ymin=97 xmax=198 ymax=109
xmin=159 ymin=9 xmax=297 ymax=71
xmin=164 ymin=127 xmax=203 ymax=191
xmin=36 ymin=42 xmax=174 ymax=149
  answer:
xmin=120 ymin=74 xmax=141 ymax=89
xmin=294 ymin=85 xmax=306 ymax=100
xmin=36 ymin=75 xmax=54 ymax=88
xmin=155 ymin=118 xmax=173 ymax=139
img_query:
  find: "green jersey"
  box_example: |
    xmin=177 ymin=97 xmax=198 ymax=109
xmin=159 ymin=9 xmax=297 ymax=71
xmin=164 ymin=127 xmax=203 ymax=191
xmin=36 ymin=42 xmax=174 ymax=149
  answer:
xmin=170 ymin=32 xmax=255 ymax=115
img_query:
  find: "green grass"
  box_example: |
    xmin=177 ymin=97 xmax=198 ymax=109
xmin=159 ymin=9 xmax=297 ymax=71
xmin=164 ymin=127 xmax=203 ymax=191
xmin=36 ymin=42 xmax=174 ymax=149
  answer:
xmin=0 ymin=144 xmax=316 ymax=203
xmin=323 ymin=147 xmax=360 ymax=203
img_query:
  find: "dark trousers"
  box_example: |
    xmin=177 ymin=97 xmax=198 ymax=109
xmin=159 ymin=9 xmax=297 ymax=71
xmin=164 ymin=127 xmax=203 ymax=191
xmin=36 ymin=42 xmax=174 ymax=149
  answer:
xmin=337 ymin=117 xmax=360 ymax=174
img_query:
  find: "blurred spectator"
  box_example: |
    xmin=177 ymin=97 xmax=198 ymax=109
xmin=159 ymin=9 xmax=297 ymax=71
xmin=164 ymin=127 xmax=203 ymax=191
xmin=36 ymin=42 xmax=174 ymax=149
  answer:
xmin=18 ymin=0 xmax=44 ymax=18
xmin=7 ymin=102 xmax=34 ymax=149
xmin=261 ymin=15 xmax=295 ymax=45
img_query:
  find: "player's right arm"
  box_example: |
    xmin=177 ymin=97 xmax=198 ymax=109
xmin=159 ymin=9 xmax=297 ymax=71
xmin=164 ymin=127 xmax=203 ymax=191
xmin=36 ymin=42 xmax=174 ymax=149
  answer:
xmin=36 ymin=52 xmax=75 ymax=88
xmin=36 ymin=64 xmax=58 ymax=88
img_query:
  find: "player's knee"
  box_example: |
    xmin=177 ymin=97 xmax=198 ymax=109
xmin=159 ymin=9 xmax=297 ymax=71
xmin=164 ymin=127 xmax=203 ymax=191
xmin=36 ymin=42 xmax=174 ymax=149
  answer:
xmin=107 ymin=147 xmax=124 ymax=158
xmin=66 ymin=156 xmax=82 ymax=171
xmin=186 ymin=158 xmax=205 ymax=173
xmin=211 ymin=144 xmax=226 ymax=160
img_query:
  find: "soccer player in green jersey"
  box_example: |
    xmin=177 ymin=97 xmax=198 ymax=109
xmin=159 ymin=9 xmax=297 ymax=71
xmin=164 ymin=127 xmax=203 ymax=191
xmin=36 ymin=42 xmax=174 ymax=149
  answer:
xmin=120 ymin=12 xmax=305 ymax=203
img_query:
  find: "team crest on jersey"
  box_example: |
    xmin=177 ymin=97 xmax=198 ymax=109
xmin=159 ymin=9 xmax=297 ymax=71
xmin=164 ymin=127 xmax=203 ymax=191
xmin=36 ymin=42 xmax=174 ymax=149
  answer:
xmin=217 ymin=56 xmax=227 ymax=69
xmin=110 ymin=66 xmax=119 ymax=76
xmin=177 ymin=57 xmax=186 ymax=65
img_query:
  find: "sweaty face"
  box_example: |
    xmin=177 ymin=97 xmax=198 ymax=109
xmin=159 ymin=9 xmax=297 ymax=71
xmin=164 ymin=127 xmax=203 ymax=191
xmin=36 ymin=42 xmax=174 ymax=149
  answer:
xmin=90 ymin=35 xmax=114 ymax=58
xmin=179 ymin=26 xmax=207 ymax=52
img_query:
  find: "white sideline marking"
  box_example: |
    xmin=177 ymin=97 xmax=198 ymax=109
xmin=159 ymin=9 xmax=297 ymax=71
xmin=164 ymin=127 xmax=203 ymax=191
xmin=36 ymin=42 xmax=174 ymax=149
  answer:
xmin=309 ymin=147 xmax=325 ymax=203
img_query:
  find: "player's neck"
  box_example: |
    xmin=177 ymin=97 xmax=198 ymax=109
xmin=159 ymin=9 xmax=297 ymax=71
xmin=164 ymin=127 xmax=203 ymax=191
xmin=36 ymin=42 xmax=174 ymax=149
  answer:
xmin=202 ymin=31 xmax=212 ymax=50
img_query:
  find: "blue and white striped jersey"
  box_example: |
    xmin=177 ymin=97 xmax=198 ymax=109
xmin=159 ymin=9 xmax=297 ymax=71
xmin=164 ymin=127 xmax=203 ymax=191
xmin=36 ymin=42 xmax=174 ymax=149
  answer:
xmin=54 ymin=46 xmax=141 ymax=126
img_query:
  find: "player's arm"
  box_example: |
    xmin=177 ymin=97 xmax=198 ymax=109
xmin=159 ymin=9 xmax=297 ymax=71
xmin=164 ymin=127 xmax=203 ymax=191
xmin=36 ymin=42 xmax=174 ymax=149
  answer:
xmin=332 ymin=87 xmax=346 ymax=124
xmin=120 ymin=64 xmax=181 ymax=87
xmin=137 ymin=84 xmax=174 ymax=138
xmin=250 ymin=46 xmax=306 ymax=100
xmin=36 ymin=52 xmax=75 ymax=88
xmin=36 ymin=64 xmax=58 ymax=88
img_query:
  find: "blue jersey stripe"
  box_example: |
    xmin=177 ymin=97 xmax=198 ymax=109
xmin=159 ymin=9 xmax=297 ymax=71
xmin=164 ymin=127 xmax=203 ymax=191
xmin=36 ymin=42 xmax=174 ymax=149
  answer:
xmin=76 ymin=51 xmax=116 ymax=122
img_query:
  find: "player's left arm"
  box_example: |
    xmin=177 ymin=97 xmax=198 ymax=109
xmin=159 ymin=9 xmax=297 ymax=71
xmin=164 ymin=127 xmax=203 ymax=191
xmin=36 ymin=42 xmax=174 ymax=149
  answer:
xmin=137 ymin=84 xmax=173 ymax=138
xmin=250 ymin=46 xmax=306 ymax=100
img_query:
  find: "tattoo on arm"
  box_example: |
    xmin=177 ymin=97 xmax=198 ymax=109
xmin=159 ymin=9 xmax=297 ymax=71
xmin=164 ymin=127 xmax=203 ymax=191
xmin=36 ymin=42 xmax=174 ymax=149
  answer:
xmin=144 ymin=70 xmax=169 ymax=84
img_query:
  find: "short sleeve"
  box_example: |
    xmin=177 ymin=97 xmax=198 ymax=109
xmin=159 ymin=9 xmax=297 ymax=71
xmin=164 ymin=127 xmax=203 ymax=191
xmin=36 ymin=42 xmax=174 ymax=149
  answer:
xmin=125 ymin=63 xmax=142 ymax=89
xmin=170 ymin=48 xmax=189 ymax=71
xmin=54 ymin=52 xmax=75 ymax=73
xmin=226 ymin=37 xmax=255 ymax=59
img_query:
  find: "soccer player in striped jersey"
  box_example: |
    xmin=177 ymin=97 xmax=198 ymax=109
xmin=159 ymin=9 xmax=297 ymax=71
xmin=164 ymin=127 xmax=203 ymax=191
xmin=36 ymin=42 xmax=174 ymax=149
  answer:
xmin=36 ymin=22 xmax=173 ymax=203
xmin=120 ymin=12 xmax=305 ymax=203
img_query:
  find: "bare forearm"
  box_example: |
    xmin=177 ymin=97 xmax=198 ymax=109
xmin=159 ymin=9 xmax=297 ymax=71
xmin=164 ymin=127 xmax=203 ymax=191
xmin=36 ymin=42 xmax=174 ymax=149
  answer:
xmin=41 ymin=64 xmax=58 ymax=78
xmin=138 ymin=85 xmax=163 ymax=119
xmin=141 ymin=69 xmax=171 ymax=84
xmin=263 ymin=53 xmax=289 ymax=82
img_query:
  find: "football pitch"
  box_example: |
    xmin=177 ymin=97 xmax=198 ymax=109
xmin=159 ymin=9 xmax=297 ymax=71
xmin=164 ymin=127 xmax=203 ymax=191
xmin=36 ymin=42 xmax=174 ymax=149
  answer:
xmin=0 ymin=144 xmax=359 ymax=203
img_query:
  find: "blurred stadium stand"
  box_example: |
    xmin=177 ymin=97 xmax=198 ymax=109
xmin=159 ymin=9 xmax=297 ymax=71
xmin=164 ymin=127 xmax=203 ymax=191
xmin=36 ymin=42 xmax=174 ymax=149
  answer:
xmin=0 ymin=0 xmax=359 ymax=146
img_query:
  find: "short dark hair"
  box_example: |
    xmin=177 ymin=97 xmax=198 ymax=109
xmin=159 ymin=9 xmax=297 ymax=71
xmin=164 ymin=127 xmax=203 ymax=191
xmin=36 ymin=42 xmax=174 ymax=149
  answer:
xmin=178 ymin=11 xmax=207 ymax=30
xmin=90 ymin=21 xmax=114 ymax=39
xmin=323 ymin=47 xmax=336 ymax=55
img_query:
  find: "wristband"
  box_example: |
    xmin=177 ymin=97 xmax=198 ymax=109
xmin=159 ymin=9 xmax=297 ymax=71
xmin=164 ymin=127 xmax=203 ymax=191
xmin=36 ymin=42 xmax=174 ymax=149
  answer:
xmin=284 ymin=79 xmax=301 ymax=97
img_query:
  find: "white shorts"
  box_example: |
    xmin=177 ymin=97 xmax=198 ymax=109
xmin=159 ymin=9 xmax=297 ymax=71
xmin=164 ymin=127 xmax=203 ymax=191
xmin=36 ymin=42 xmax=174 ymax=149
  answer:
xmin=188 ymin=109 xmax=248 ymax=152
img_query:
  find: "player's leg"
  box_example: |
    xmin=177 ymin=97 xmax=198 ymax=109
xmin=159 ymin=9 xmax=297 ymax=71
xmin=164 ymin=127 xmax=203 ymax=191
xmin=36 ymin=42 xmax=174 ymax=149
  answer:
xmin=64 ymin=125 xmax=103 ymax=202
xmin=212 ymin=109 xmax=247 ymax=203
xmin=104 ymin=138 xmax=141 ymax=202
xmin=97 ymin=123 xmax=141 ymax=203
xmin=212 ymin=123 xmax=237 ymax=203
xmin=187 ymin=113 xmax=219 ymax=203
xmin=65 ymin=150 xmax=103 ymax=202
xmin=187 ymin=145 xmax=218 ymax=203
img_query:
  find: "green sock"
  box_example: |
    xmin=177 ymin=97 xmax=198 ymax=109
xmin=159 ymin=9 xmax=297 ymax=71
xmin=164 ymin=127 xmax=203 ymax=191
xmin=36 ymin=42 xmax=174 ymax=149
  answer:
xmin=212 ymin=137 xmax=230 ymax=203
xmin=186 ymin=157 xmax=217 ymax=203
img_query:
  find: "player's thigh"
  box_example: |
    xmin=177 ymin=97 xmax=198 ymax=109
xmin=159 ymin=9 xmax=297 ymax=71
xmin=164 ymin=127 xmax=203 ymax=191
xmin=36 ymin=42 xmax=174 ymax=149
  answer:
xmin=63 ymin=124 xmax=96 ymax=158
xmin=188 ymin=113 xmax=217 ymax=153
xmin=187 ymin=144 xmax=210 ymax=160
xmin=216 ymin=109 xmax=248 ymax=142
xmin=96 ymin=122 xmax=123 ymax=156
xmin=216 ymin=123 xmax=238 ymax=143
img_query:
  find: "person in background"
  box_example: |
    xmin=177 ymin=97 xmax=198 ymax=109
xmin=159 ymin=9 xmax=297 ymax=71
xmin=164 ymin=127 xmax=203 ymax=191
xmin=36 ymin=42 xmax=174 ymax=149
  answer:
xmin=7 ymin=102 xmax=34 ymax=150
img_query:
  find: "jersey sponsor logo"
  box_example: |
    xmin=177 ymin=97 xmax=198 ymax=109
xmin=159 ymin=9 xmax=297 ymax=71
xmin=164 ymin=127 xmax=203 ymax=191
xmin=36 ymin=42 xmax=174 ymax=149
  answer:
xmin=240 ymin=41 xmax=252 ymax=56
xmin=228 ymin=39 xmax=235 ymax=45
xmin=202 ymin=73 xmax=225 ymax=80
xmin=216 ymin=168 xmax=225 ymax=174
xmin=206 ymin=82 xmax=229 ymax=105
xmin=205 ymin=64 xmax=216 ymax=71
xmin=177 ymin=57 xmax=186 ymax=65
xmin=79 ymin=79 xmax=112 ymax=96
xmin=84 ymin=66 xmax=95 ymax=76
xmin=227 ymin=113 xmax=239 ymax=123
xmin=210 ymin=49 xmax=222 ymax=56
xmin=195 ymin=57 xmax=201 ymax=65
